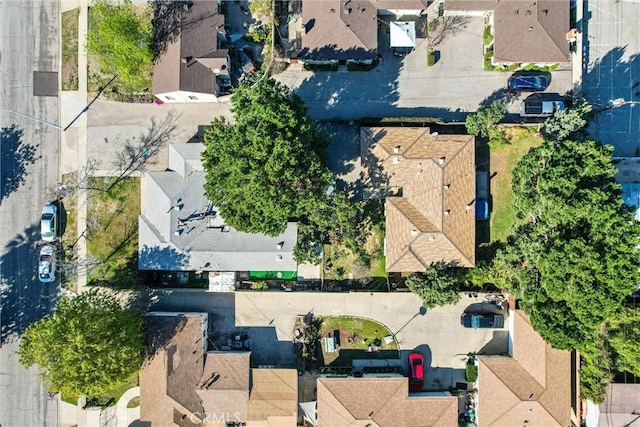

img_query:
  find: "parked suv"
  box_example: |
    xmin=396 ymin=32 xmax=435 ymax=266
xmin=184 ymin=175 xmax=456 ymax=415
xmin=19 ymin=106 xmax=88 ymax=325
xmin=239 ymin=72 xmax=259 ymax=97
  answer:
xmin=507 ymin=73 xmax=549 ymax=92
xmin=460 ymin=313 xmax=504 ymax=328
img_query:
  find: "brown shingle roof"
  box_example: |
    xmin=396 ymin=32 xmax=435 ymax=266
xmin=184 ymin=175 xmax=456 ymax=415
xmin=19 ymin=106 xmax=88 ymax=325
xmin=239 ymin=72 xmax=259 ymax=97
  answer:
xmin=444 ymin=0 xmax=497 ymax=11
xmin=361 ymin=127 xmax=476 ymax=272
xmin=493 ymin=0 xmax=570 ymax=63
xmin=152 ymin=1 xmax=227 ymax=95
xmin=140 ymin=314 xmax=208 ymax=426
xmin=477 ymin=310 xmax=573 ymax=427
xmin=299 ymin=0 xmax=427 ymax=61
xmin=317 ymin=377 xmax=457 ymax=427
xmin=248 ymin=369 xmax=298 ymax=426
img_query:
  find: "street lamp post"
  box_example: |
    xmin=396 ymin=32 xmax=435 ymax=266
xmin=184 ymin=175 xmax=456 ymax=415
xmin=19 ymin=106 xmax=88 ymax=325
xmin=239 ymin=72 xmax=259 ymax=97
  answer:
xmin=0 ymin=109 xmax=61 ymax=129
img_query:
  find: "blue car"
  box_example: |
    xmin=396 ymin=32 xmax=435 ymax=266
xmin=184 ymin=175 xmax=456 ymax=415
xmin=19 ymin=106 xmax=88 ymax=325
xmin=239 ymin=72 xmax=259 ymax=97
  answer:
xmin=507 ymin=74 xmax=549 ymax=92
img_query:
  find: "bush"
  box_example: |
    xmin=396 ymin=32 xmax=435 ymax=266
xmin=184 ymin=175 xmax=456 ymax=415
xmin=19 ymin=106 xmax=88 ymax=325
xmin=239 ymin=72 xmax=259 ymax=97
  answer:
xmin=488 ymin=126 xmax=510 ymax=149
xmin=251 ymin=281 xmax=269 ymax=291
xmin=427 ymin=53 xmax=436 ymax=66
xmin=466 ymin=363 xmax=478 ymax=382
xmin=483 ymin=26 xmax=493 ymax=46
xmin=466 ymin=100 xmax=507 ymax=138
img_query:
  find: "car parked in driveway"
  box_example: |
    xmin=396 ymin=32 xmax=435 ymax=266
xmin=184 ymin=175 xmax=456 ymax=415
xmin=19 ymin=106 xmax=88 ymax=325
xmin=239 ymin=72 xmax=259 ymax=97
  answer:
xmin=38 ymin=244 xmax=56 ymax=283
xmin=40 ymin=203 xmax=57 ymax=241
xmin=520 ymin=93 xmax=565 ymax=117
xmin=460 ymin=313 xmax=504 ymax=328
xmin=408 ymin=352 xmax=424 ymax=391
xmin=507 ymin=73 xmax=549 ymax=92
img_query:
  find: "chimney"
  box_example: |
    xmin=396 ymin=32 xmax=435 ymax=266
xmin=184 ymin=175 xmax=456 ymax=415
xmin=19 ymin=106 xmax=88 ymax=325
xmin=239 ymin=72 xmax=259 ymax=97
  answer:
xmin=444 ymin=210 xmax=450 ymax=216
xmin=444 ymin=184 xmax=450 ymax=190
xmin=393 ymin=145 xmax=401 ymax=153
xmin=439 ymin=156 xmax=446 ymax=165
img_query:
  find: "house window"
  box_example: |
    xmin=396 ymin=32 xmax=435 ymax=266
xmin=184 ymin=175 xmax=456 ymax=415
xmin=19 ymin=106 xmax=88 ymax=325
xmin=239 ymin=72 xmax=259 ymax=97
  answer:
xmin=165 ymin=96 xmax=176 ymax=100
xmin=189 ymin=95 xmax=198 ymax=100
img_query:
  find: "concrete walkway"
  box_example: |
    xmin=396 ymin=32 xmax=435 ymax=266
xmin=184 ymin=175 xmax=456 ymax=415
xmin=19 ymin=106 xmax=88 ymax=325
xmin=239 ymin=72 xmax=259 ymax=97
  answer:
xmin=60 ymin=0 xmax=89 ymax=293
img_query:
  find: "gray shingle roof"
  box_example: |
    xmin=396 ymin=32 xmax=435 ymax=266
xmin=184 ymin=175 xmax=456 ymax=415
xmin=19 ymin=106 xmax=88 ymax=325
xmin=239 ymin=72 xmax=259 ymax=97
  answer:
xmin=139 ymin=143 xmax=298 ymax=272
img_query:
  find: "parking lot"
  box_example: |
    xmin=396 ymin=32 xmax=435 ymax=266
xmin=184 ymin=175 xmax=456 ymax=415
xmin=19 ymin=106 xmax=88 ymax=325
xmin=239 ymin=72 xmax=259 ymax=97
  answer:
xmin=581 ymin=0 xmax=640 ymax=156
xmin=274 ymin=16 xmax=572 ymax=121
xmin=234 ymin=291 xmax=508 ymax=389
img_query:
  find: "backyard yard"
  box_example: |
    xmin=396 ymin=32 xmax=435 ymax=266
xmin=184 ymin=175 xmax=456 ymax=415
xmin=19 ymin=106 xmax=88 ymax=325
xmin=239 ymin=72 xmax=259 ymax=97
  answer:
xmin=490 ymin=127 xmax=543 ymax=241
xmin=319 ymin=316 xmax=399 ymax=366
xmin=323 ymin=224 xmax=387 ymax=290
xmin=86 ymin=177 xmax=140 ymax=287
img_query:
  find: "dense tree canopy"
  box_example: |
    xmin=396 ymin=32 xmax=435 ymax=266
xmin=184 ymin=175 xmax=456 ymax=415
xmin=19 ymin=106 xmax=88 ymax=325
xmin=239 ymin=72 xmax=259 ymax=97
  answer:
xmin=542 ymin=99 xmax=594 ymax=141
xmin=87 ymin=0 xmax=153 ymax=91
xmin=202 ymin=78 xmax=334 ymax=236
xmin=405 ymin=261 xmax=463 ymax=308
xmin=18 ymin=289 xmax=144 ymax=397
xmin=490 ymin=137 xmax=640 ymax=401
xmin=465 ymin=100 xmax=506 ymax=138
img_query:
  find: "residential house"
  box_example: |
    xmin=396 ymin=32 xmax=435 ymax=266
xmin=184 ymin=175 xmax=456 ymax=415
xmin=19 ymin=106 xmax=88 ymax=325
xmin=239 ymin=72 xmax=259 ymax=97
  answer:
xmin=140 ymin=313 xmax=298 ymax=427
xmin=153 ymin=0 xmax=231 ymax=103
xmin=361 ymin=127 xmax=476 ymax=272
xmin=445 ymin=0 xmax=572 ymax=64
xmin=315 ymin=376 xmax=458 ymax=426
xmin=285 ymin=0 xmax=427 ymax=64
xmin=476 ymin=308 xmax=580 ymax=426
xmin=138 ymin=143 xmax=298 ymax=286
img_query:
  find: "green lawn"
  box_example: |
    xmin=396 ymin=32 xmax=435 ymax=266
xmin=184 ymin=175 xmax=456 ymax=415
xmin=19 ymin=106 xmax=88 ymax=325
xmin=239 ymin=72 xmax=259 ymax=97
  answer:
xmin=86 ymin=177 xmax=140 ymax=287
xmin=61 ymin=373 xmax=139 ymax=407
xmin=61 ymin=8 xmax=79 ymax=90
xmin=490 ymin=128 xmax=543 ymax=241
xmin=320 ymin=316 xmax=399 ymax=365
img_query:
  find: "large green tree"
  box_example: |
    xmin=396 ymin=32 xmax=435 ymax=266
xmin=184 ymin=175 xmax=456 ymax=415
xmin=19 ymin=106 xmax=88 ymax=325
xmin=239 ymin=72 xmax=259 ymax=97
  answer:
xmin=18 ymin=289 xmax=144 ymax=397
xmin=465 ymin=100 xmax=506 ymax=138
xmin=405 ymin=261 xmax=463 ymax=308
xmin=202 ymin=78 xmax=334 ymax=236
xmin=491 ymin=138 xmax=640 ymax=400
xmin=87 ymin=0 xmax=153 ymax=92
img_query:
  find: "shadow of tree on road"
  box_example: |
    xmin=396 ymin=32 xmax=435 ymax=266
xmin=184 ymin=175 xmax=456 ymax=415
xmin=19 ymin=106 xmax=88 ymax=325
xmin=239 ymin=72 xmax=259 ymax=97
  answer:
xmin=0 ymin=124 xmax=39 ymax=202
xmin=0 ymin=225 xmax=54 ymax=345
xmin=582 ymin=47 xmax=640 ymax=155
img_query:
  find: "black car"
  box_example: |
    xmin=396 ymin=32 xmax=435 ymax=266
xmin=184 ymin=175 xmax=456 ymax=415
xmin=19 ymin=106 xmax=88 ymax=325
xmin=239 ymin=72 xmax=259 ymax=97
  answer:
xmin=507 ymin=73 xmax=549 ymax=92
xmin=460 ymin=313 xmax=504 ymax=328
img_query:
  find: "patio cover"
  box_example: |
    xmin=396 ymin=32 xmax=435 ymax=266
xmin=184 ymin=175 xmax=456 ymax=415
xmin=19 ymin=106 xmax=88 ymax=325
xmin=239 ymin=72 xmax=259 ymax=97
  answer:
xmin=390 ymin=21 xmax=416 ymax=48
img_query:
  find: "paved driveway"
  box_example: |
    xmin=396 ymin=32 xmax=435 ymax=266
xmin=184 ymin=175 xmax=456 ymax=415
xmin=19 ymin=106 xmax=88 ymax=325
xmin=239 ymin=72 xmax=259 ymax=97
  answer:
xmin=234 ymin=291 xmax=507 ymax=388
xmin=274 ymin=16 xmax=571 ymax=121
xmin=581 ymin=0 xmax=640 ymax=156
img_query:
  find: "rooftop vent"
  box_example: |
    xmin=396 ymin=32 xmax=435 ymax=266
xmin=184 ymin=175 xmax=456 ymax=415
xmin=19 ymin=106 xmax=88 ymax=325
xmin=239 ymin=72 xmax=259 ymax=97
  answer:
xmin=411 ymin=228 xmax=418 ymax=236
xmin=444 ymin=210 xmax=451 ymax=216
xmin=393 ymin=157 xmax=400 ymax=164
xmin=276 ymin=255 xmax=283 ymax=261
xmin=277 ymin=242 xmax=284 ymax=250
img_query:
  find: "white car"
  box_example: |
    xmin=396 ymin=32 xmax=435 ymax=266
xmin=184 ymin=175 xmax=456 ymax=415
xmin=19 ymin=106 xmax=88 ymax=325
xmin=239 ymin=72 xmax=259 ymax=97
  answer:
xmin=40 ymin=204 xmax=57 ymax=241
xmin=38 ymin=245 xmax=56 ymax=283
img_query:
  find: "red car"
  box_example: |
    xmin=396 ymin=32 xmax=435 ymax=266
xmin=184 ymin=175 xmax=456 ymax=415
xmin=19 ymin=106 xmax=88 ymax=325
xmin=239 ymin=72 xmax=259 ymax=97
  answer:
xmin=408 ymin=352 xmax=424 ymax=391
